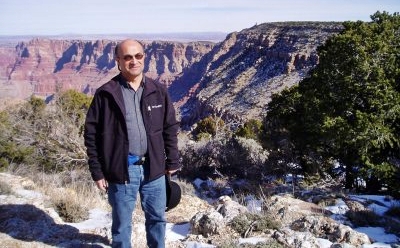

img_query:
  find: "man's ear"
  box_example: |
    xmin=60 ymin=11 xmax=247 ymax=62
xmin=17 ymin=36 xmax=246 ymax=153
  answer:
xmin=116 ymin=59 xmax=121 ymax=71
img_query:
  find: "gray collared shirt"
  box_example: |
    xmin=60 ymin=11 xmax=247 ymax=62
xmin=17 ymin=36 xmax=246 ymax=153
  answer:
xmin=120 ymin=78 xmax=147 ymax=156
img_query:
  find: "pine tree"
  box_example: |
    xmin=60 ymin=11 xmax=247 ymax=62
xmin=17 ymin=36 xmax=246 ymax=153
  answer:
xmin=264 ymin=11 xmax=400 ymax=194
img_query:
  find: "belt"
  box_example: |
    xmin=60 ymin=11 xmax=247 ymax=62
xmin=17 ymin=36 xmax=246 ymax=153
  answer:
xmin=133 ymin=157 xmax=146 ymax=165
xmin=128 ymin=154 xmax=146 ymax=166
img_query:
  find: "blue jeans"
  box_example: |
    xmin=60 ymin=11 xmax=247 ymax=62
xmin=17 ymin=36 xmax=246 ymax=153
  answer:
xmin=108 ymin=164 xmax=166 ymax=248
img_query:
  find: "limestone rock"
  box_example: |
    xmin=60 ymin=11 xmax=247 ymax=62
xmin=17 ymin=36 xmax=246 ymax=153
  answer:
xmin=189 ymin=210 xmax=225 ymax=237
xmin=216 ymin=195 xmax=248 ymax=222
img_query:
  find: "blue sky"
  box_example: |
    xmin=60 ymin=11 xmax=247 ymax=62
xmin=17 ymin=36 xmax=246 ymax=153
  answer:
xmin=0 ymin=0 xmax=399 ymax=36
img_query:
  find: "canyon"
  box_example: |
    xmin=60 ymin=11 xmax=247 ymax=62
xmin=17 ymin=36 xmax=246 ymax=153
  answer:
xmin=0 ymin=22 xmax=343 ymax=127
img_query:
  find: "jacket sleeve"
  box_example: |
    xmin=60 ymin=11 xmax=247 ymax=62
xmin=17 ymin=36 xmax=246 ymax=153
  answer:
xmin=84 ymin=93 xmax=105 ymax=181
xmin=162 ymin=88 xmax=181 ymax=171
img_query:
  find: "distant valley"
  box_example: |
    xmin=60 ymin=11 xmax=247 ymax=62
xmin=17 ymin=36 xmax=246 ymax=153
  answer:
xmin=0 ymin=23 xmax=342 ymax=127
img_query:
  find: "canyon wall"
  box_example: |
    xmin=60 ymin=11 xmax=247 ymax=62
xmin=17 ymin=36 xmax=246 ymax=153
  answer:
xmin=174 ymin=22 xmax=343 ymax=125
xmin=0 ymin=38 xmax=214 ymax=103
xmin=0 ymin=22 xmax=343 ymax=125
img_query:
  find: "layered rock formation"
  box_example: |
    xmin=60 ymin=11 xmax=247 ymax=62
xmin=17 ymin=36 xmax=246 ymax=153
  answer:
xmin=0 ymin=22 xmax=342 ymax=125
xmin=177 ymin=22 xmax=343 ymax=126
xmin=0 ymin=38 xmax=214 ymax=103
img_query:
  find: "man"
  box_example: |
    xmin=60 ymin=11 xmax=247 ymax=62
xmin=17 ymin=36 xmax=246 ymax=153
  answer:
xmin=84 ymin=39 xmax=180 ymax=248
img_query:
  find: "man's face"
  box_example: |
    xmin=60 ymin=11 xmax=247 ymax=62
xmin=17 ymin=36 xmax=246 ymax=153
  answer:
xmin=116 ymin=40 xmax=145 ymax=79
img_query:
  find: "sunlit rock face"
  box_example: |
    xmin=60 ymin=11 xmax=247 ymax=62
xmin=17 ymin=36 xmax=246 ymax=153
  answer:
xmin=179 ymin=22 xmax=342 ymax=125
xmin=0 ymin=38 xmax=214 ymax=103
xmin=0 ymin=22 xmax=341 ymax=123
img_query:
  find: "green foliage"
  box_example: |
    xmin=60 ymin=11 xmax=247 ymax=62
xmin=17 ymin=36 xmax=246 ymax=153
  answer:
xmin=263 ymin=11 xmax=400 ymax=193
xmin=229 ymin=213 xmax=281 ymax=238
xmin=0 ymin=157 xmax=9 ymax=170
xmin=56 ymin=89 xmax=92 ymax=127
xmin=196 ymin=132 xmax=212 ymax=141
xmin=194 ymin=116 xmax=225 ymax=139
xmin=28 ymin=96 xmax=46 ymax=114
xmin=0 ymin=90 xmax=90 ymax=172
xmin=17 ymin=96 xmax=46 ymax=121
xmin=0 ymin=142 xmax=34 ymax=165
xmin=236 ymin=119 xmax=263 ymax=141
xmin=0 ymin=110 xmax=35 ymax=169
xmin=56 ymin=89 xmax=92 ymax=112
xmin=0 ymin=111 xmax=11 ymax=170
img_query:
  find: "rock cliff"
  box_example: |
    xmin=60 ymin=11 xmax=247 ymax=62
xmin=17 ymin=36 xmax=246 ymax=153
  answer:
xmin=0 ymin=38 xmax=214 ymax=102
xmin=177 ymin=22 xmax=343 ymax=127
xmin=0 ymin=22 xmax=342 ymax=125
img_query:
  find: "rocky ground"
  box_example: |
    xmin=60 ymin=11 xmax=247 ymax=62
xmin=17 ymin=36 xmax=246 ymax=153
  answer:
xmin=0 ymin=172 xmax=399 ymax=248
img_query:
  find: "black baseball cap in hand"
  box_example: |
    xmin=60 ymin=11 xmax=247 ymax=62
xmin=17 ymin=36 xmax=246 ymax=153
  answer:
xmin=166 ymin=174 xmax=181 ymax=212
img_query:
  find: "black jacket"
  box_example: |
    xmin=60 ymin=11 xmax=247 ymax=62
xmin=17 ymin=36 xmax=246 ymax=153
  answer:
xmin=84 ymin=74 xmax=180 ymax=183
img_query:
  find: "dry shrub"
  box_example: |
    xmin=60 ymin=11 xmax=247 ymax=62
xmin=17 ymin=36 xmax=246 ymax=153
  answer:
xmin=239 ymin=241 xmax=285 ymax=248
xmin=229 ymin=213 xmax=281 ymax=238
xmin=384 ymin=218 xmax=400 ymax=236
xmin=52 ymin=191 xmax=89 ymax=223
xmin=345 ymin=209 xmax=382 ymax=227
xmin=6 ymin=160 xmax=109 ymax=223
xmin=0 ymin=180 xmax=13 ymax=195
xmin=220 ymin=240 xmax=284 ymax=248
xmin=385 ymin=205 xmax=400 ymax=218
xmin=313 ymin=196 xmax=338 ymax=208
xmin=179 ymin=134 xmax=269 ymax=184
xmin=212 ymin=177 xmax=231 ymax=195
xmin=179 ymin=137 xmax=223 ymax=180
xmin=20 ymin=168 xmax=110 ymax=223
xmin=175 ymin=177 xmax=196 ymax=196
xmin=384 ymin=205 xmax=400 ymax=236
xmin=222 ymin=137 xmax=269 ymax=180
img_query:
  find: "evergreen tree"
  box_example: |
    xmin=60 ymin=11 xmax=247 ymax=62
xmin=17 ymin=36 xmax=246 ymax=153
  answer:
xmin=264 ymin=11 xmax=400 ymax=193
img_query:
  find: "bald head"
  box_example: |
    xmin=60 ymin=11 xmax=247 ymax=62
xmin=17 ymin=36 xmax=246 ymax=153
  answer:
xmin=115 ymin=39 xmax=144 ymax=58
xmin=115 ymin=39 xmax=145 ymax=82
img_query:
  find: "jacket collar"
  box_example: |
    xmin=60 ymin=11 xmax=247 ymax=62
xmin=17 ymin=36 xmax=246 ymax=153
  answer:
xmin=98 ymin=73 xmax=157 ymax=111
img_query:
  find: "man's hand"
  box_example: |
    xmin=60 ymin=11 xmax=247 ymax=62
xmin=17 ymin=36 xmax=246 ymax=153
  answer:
xmin=95 ymin=179 xmax=108 ymax=192
xmin=166 ymin=169 xmax=178 ymax=175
